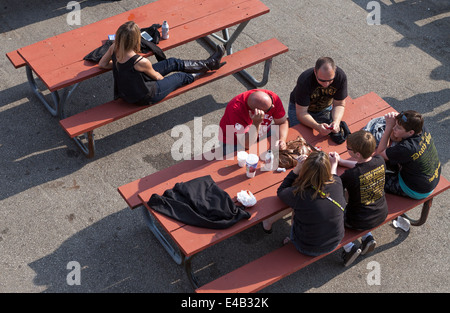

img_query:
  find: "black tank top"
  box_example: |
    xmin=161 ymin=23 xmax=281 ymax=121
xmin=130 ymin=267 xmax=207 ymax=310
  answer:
xmin=112 ymin=54 xmax=157 ymax=104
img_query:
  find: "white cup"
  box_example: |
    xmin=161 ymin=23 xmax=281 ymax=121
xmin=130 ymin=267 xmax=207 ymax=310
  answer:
xmin=245 ymin=154 xmax=259 ymax=178
xmin=237 ymin=151 xmax=248 ymax=167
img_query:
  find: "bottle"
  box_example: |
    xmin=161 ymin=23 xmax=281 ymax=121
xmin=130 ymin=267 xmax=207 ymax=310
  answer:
xmin=162 ymin=20 xmax=169 ymax=40
xmin=264 ymin=150 xmax=274 ymax=171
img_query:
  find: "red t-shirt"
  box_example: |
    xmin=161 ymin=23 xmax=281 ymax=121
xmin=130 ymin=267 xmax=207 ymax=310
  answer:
xmin=219 ymin=89 xmax=285 ymax=144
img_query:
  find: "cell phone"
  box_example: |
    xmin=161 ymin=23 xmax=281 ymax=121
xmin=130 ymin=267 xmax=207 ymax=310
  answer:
xmin=108 ymin=34 xmax=115 ymax=40
xmin=140 ymin=31 xmax=153 ymax=42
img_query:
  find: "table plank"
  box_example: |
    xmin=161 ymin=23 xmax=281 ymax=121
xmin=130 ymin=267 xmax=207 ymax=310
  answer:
xmin=6 ymin=50 xmax=26 ymax=68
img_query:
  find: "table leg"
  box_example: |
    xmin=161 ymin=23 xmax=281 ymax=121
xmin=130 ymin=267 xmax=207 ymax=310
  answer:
xmin=184 ymin=255 xmax=200 ymax=290
xmin=402 ymin=198 xmax=432 ymax=226
xmin=141 ymin=206 xmax=184 ymax=265
xmin=72 ymin=131 xmax=96 ymax=158
xmin=141 ymin=206 xmax=202 ymax=289
xmin=26 ymin=65 xmax=79 ymax=119
xmin=203 ymin=21 xmax=274 ymax=87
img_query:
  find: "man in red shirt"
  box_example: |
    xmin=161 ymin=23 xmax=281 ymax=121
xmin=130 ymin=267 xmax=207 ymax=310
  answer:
xmin=219 ymin=89 xmax=288 ymax=153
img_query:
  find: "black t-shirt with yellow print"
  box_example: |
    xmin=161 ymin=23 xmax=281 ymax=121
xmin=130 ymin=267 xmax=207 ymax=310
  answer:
xmin=386 ymin=126 xmax=441 ymax=194
xmin=340 ymin=155 xmax=388 ymax=230
xmin=289 ymin=67 xmax=348 ymax=113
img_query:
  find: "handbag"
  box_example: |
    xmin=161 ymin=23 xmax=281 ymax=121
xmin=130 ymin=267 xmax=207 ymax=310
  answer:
xmin=83 ymin=24 xmax=166 ymax=63
xmin=278 ymin=136 xmax=313 ymax=169
xmin=83 ymin=40 xmax=114 ymax=63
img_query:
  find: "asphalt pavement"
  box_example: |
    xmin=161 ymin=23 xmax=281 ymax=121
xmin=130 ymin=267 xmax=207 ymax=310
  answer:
xmin=1 ymin=0 xmax=449 ymax=295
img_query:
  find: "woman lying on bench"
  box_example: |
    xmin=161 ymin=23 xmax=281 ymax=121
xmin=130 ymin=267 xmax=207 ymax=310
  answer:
xmin=99 ymin=21 xmax=225 ymax=105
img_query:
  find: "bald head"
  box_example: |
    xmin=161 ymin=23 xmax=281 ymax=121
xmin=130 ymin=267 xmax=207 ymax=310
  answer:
xmin=247 ymin=91 xmax=273 ymax=112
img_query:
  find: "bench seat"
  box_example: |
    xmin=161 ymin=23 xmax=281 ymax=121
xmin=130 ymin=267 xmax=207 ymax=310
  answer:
xmin=59 ymin=38 xmax=288 ymax=157
xmin=195 ymin=177 xmax=450 ymax=293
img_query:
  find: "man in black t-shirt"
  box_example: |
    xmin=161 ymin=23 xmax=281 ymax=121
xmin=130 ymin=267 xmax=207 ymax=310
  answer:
xmin=288 ymin=57 xmax=348 ymax=136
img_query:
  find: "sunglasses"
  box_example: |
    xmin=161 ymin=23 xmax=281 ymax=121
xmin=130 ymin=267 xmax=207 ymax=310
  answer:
xmin=398 ymin=111 xmax=408 ymax=122
xmin=317 ymin=77 xmax=335 ymax=83
xmin=315 ymin=71 xmax=335 ymax=83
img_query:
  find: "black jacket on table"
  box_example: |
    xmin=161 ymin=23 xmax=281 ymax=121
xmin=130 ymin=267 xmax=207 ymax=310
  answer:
xmin=148 ymin=175 xmax=250 ymax=229
xmin=277 ymin=171 xmax=345 ymax=255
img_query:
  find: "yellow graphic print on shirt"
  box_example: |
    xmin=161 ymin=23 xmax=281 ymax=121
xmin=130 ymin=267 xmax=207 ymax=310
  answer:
xmin=411 ymin=131 xmax=441 ymax=183
xmin=308 ymin=85 xmax=338 ymax=112
xmin=359 ymin=165 xmax=385 ymax=205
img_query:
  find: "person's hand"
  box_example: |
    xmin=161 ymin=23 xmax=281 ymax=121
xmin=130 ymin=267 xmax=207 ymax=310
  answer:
xmin=384 ymin=112 xmax=398 ymax=129
xmin=275 ymin=139 xmax=287 ymax=150
xmin=249 ymin=109 xmax=265 ymax=125
xmin=293 ymin=154 xmax=307 ymax=175
xmin=328 ymin=151 xmax=340 ymax=164
xmin=328 ymin=151 xmax=339 ymax=174
xmin=317 ymin=123 xmax=332 ymax=135
xmin=329 ymin=121 xmax=340 ymax=134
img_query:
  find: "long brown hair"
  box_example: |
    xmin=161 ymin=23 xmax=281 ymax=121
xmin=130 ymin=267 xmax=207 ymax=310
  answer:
xmin=114 ymin=21 xmax=141 ymax=60
xmin=292 ymin=151 xmax=335 ymax=199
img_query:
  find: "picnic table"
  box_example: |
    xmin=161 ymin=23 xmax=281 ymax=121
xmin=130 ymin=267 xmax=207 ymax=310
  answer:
xmin=7 ymin=0 xmax=273 ymax=118
xmin=117 ymin=92 xmax=450 ymax=292
xmin=7 ymin=0 xmax=289 ymax=158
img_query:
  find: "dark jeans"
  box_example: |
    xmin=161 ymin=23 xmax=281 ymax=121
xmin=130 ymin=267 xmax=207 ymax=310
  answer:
xmin=385 ymin=172 xmax=408 ymax=197
xmin=288 ymin=101 xmax=332 ymax=127
xmin=148 ymin=57 xmax=194 ymax=103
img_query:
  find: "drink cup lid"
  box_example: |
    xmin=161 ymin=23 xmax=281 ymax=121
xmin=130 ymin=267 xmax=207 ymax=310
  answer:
xmin=246 ymin=154 xmax=259 ymax=164
xmin=237 ymin=151 xmax=248 ymax=158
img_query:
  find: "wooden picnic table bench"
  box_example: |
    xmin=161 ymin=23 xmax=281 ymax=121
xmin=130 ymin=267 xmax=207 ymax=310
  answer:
xmin=5 ymin=0 xmax=288 ymax=158
xmin=118 ymin=92 xmax=450 ymax=292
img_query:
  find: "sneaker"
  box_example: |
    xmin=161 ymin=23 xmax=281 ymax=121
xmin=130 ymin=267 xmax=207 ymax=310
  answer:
xmin=360 ymin=235 xmax=376 ymax=255
xmin=342 ymin=245 xmax=361 ymax=267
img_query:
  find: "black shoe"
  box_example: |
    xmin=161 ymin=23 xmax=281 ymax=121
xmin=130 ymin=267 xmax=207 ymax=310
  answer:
xmin=204 ymin=44 xmax=226 ymax=70
xmin=360 ymin=235 xmax=376 ymax=255
xmin=342 ymin=245 xmax=361 ymax=267
xmin=183 ymin=45 xmax=226 ymax=73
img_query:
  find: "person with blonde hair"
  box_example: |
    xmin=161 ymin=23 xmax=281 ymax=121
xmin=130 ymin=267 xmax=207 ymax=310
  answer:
xmin=262 ymin=151 xmax=345 ymax=257
xmin=99 ymin=21 xmax=225 ymax=105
